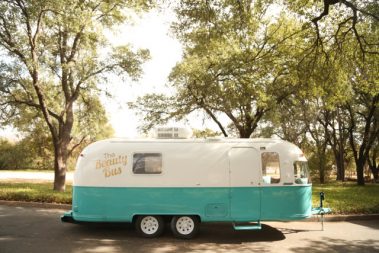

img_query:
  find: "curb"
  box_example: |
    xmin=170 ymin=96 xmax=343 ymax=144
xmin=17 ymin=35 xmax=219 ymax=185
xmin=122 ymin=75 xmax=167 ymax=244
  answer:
xmin=305 ymin=213 xmax=379 ymax=222
xmin=0 ymin=200 xmax=71 ymax=210
xmin=1 ymin=200 xmax=379 ymax=221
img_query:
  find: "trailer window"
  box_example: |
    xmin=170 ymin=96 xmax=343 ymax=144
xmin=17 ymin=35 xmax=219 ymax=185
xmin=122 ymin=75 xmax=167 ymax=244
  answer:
xmin=133 ymin=153 xmax=162 ymax=174
xmin=294 ymin=161 xmax=310 ymax=184
xmin=261 ymin=152 xmax=280 ymax=184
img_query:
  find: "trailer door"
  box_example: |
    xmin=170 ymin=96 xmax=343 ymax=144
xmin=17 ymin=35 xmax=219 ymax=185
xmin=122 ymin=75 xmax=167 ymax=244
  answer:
xmin=229 ymin=147 xmax=261 ymax=221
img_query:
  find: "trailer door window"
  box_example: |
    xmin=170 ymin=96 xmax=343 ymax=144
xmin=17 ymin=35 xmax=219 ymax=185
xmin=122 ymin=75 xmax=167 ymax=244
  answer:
xmin=133 ymin=153 xmax=162 ymax=174
xmin=261 ymin=152 xmax=280 ymax=184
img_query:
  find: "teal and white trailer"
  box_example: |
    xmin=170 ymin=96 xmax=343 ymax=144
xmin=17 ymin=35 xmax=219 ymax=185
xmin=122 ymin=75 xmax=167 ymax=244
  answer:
xmin=62 ymin=131 xmax=312 ymax=238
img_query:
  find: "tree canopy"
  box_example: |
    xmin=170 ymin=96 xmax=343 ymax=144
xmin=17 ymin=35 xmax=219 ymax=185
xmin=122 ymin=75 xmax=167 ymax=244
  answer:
xmin=132 ymin=0 xmax=378 ymax=185
xmin=132 ymin=0 xmax=312 ymax=138
xmin=0 ymin=0 xmax=153 ymax=190
xmin=0 ymin=1 xmax=377 ymax=186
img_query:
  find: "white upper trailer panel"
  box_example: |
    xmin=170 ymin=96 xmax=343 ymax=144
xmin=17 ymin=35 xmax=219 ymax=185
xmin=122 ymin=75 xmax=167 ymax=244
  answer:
xmin=74 ymin=138 xmax=306 ymax=188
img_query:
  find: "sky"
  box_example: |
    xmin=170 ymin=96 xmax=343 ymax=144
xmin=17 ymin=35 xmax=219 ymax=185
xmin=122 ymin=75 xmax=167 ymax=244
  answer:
xmin=0 ymin=4 xmax=287 ymax=140
xmin=102 ymin=9 xmax=183 ymax=137
xmin=102 ymin=8 xmax=226 ymax=138
xmin=0 ymin=8 xmax=187 ymax=139
xmin=0 ymin=7 xmax=226 ymax=140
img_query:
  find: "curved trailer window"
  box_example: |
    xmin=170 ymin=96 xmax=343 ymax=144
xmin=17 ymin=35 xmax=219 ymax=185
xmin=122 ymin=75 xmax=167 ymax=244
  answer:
xmin=261 ymin=152 xmax=280 ymax=184
xmin=133 ymin=153 xmax=162 ymax=174
xmin=294 ymin=161 xmax=310 ymax=184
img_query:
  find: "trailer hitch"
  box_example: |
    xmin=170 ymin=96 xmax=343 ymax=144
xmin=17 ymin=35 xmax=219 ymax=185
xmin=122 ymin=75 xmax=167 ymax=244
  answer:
xmin=311 ymin=192 xmax=331 ymax=231
xmin=61 ymin=211 xmax=76 ymax=223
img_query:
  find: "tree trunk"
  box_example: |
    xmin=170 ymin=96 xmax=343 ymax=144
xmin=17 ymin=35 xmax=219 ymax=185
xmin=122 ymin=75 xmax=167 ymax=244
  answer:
xmin=335 ymin=152 xmax=345 ymax=181
xmin=330 ymin=110 xmax=346 ymax=182
xmin=53 ymin=143 xmax=68 ymax=191
xmin=373 ymin=168 xmax=379 ymax=183
xmin=356 ymin=158 xmax=366 ymax=186
xmin=368 ymin=162 xmax=378 ymax=183
xmin=318 ymin=150 xmax=327 ymax=184
xmin=239 ymin=129 xmax=253 ymax=138
xmin=52 ymin=106 xmax=73 ymax=191
xmin=319 ymin=164 xmax=325 ymax=184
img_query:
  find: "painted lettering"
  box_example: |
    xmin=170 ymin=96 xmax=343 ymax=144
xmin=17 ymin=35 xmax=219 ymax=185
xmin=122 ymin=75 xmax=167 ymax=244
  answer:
xmin=103 ymin=167 xmax=122 ymax=178
xmin=96 ymin=154 xmax=127 ymax=178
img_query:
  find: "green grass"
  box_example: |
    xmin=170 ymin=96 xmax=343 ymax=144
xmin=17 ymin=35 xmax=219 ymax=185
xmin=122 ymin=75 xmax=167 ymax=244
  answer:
xmin=312 ymin=182 xmax=379 ymax=214
xmin=1 ymin=181 xmax=378 ymax=214
xmin=0 ymin=182 xmax=72 ymax=204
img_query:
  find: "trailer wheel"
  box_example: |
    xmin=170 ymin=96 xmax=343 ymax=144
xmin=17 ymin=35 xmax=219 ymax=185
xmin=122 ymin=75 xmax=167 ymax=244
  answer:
xmin=135 ymin=215 xmax=164 ymax=238
xmin=170 ymin=216 xmax=199 ymax=239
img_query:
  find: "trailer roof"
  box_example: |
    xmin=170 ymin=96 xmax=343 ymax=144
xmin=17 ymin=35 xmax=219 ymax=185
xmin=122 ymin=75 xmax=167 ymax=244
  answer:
xmin=105 ymin=138 xmax=290 ymax=144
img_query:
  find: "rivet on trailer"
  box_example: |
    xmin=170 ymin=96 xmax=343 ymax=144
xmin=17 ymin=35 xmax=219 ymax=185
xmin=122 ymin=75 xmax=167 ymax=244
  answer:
xmin=61 ymin=127 xmax=330 ymax=238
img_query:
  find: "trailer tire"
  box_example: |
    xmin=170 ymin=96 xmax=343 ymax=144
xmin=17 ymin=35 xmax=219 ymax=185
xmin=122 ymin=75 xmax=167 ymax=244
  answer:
xmin=170 ymin=215 xmax=199 ymax=239
xmin=135 ymin=215 xmax=164 ymax=238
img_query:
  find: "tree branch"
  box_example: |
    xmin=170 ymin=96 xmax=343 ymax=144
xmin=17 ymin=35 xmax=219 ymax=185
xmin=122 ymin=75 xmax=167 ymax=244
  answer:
xmin=68 ymin=136 xmax=86 ymax=157
xmin=5 ymin=98 xmax=62 ymax=123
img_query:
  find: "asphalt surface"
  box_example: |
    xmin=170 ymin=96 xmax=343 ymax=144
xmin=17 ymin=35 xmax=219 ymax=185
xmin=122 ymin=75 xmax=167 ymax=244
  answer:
xmin=0 ymin=204 xmax=379 ymax=253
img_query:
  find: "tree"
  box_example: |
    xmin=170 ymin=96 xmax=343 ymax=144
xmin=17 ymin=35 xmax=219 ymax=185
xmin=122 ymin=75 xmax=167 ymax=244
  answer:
xmin=0 ymin=0 xmax=152 ymax=191
xmin=346 ymin=95 xmax=378 ymax=185
xmin=285 ymin=0 xmax=379 ymax=58
xmin=132 ymin=0 xmax=309 ymax=138
xmin=346 ymin=75 xmax=379 ymax=185
xmin=10 ymin=94 xmax=114 ymax=170
xmin=0 ymin=139 xmax=22 ymax=169
xmin=368 ymin=141 xmax=379 ymax=182
xmin=192 ymin=128 xmax=221 ymax=138
xmin=337 ymin=20 xmax=378 ymax=185
xmin=323 ymin=107 xmax=350 ymax=181
xmin=253 ymin=96 xmax=309 ymax=148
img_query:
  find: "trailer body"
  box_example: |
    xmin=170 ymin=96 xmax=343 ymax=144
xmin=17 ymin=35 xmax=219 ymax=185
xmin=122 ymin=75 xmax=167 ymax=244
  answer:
xmin=67 ymin=138 xmax=311 ymax=224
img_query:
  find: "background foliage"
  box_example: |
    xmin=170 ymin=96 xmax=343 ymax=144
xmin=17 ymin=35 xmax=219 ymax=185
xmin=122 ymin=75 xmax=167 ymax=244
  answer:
xmin=0 ymin=0 xmax=378 ymax=187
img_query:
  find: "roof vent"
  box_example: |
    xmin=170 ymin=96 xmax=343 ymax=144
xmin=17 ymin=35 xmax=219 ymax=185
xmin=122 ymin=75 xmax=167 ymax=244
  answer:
xmin=153 ymin=127 xmax=193 ymax=139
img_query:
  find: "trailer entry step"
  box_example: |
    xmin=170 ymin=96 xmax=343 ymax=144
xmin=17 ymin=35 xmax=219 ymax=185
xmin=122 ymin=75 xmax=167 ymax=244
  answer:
xmin=233 ymin=221 xmax=261 ymax=230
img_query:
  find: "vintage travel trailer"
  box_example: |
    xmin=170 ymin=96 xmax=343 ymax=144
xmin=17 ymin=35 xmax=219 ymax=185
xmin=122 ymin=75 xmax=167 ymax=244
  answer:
xmin=62 ymin=128 xmax=312 ymax=238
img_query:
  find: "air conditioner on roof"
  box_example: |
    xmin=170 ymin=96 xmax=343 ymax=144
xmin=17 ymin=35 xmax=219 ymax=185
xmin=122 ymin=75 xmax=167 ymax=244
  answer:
xmin=153 ymin=127 xmax=193 ymax=139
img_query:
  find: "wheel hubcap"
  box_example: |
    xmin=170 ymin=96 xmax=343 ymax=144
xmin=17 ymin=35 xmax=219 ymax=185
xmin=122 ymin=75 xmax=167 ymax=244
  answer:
xmin=141 ymin=216 xmax=159 ymax=235
xmin=176 ymin=216 xmax=195 ymax=235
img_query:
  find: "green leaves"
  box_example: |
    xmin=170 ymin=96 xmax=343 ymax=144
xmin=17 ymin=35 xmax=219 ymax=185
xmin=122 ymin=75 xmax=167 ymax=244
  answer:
xmin=112 ymin=45 xmax=150 ymax=80
xmin=0 ymin=0 xmax=153 ymax=132
xmin=133 ymin=1 xmax=308 ymax=137
xmin=0 ymin=0 xmax=152 ymax=178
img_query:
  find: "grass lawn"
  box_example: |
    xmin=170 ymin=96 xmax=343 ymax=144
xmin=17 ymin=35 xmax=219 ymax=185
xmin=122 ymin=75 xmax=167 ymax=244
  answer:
xmin=312 ymin=181 xmax=379 ymax=214
xmin=0 ymin=181 xmax=378 ymax=214
xmin=0 ymin=182 xmax=72 ymax=204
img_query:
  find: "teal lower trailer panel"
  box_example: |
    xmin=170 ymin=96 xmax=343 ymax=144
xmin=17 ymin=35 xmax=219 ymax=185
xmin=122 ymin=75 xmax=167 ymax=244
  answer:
xmin=71 ymin=185 xmax=312 ymax=222
xmin=261 ymin=186 xmax=312 ymax=220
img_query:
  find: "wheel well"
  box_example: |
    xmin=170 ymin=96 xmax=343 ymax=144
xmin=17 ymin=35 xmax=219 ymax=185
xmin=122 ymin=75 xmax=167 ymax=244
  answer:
xmin=192 ymin=215 xmax=201 ymax=223
xmin=132 ymin=215 xmax=138 ymax=224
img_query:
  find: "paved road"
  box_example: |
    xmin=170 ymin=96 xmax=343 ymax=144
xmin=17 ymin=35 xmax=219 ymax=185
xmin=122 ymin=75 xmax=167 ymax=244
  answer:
xmin=0 ymin=204 xmax=378 ymax=253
